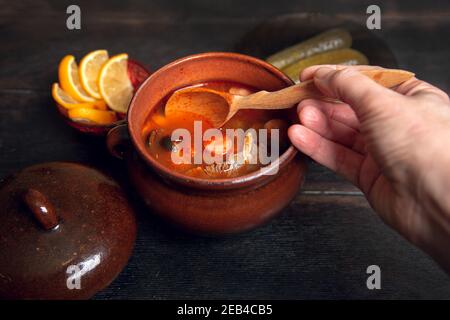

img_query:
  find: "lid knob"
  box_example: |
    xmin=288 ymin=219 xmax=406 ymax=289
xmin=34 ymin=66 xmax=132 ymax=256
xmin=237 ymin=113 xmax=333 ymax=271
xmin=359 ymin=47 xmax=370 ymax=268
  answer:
xmin=22 ymin=188 xmax=59 ymax=230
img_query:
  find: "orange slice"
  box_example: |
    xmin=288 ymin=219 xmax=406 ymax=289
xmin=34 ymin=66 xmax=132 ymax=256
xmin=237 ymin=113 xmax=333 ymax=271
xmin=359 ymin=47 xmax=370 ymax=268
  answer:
xmin=79 ymin=50 xmax=109 ymax=99
xmin=68 ymin=107 xmax=117 ymax=125
xmin=59 ymin=55 xmax=96 ymax=102
xmin=98 ymin=53 xmax=133 ymax=113
xmin=52 ymin=83 xmax=107 ymax=110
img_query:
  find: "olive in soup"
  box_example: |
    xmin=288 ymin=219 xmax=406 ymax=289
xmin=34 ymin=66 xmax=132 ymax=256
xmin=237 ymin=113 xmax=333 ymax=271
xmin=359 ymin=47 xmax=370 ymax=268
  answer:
xmin=143 ymin=82 xmax=290 ymax=179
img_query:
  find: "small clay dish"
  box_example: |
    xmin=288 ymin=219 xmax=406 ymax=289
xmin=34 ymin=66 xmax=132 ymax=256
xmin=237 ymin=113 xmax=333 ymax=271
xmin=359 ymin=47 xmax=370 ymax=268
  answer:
xmin=56 ymin=59 xmax=151 ymax=136
xmin=0 ymin=162 xmax=137 ymax=299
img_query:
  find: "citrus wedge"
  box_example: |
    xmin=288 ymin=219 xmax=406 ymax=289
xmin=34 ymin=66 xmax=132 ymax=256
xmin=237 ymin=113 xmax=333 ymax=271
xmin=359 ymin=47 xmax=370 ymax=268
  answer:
xmin=79 ymin=50 xmax=109 ymax=99
xmin=52 ymin=83 xmax=107 ymax=110
xmin=68 ymin=107 xmax=117 ymax=125
xmin=98 ymin=53 xmax=133 ymax=113
xmin=59 ymin=55 xmax=96 ymax=102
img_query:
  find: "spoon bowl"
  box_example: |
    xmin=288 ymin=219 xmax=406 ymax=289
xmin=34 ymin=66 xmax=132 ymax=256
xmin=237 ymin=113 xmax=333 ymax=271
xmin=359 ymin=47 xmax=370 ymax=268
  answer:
xmin=165 ymin=87 xmax=233 ymax=127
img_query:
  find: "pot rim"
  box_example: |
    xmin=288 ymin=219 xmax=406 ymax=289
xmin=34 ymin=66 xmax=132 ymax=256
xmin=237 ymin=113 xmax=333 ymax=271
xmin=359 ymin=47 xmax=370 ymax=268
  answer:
xmin=128 ymin=52 xmax=298 ymax=190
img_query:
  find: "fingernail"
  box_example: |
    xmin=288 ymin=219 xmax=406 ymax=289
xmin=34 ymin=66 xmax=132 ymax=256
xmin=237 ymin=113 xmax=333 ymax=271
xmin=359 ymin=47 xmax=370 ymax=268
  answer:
xmin=301 ymin=107 xmax=319 ymax=124
xmin=288 ymin=125 xmax=306 ymax=144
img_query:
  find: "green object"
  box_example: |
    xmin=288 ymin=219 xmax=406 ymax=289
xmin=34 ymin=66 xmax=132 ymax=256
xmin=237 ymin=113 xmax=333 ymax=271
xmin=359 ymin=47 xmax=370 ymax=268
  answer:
xmin=282 ymin=48 xmax=369 ymax=83
xmin=266 ymin=28 xmax=352 ymax=70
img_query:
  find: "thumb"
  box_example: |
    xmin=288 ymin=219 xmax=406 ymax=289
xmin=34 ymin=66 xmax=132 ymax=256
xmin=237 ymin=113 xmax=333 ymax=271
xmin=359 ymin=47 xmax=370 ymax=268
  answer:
xmin=313 ymin=67 xmax=402 ymax=119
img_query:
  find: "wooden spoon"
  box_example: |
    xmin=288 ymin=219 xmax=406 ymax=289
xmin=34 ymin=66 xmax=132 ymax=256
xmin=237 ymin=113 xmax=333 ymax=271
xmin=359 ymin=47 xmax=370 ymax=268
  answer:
xmin=165 ymin=69 xmax=414 ymax=128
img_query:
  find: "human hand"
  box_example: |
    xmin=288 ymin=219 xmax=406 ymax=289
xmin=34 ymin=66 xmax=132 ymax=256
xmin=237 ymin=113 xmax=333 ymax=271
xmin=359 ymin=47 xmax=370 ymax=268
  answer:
xmin=287 ymin=65 xmax=450 ymax=273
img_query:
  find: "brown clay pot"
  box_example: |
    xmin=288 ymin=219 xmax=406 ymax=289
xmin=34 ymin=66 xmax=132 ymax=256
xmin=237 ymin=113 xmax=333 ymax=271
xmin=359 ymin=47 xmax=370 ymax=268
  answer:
xmin=107 ymin=52 xmax=306 ymax=235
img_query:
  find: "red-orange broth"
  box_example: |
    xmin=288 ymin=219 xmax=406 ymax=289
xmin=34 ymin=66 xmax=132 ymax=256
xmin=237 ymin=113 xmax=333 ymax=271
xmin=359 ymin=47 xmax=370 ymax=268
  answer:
xmin=142 ymin=82 xmax=290 ymax=179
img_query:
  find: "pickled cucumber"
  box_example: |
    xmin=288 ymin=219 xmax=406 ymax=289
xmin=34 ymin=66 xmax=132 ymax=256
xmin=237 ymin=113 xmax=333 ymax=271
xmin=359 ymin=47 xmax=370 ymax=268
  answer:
xmin=266 ymin=28 xmax=352 ymax=70
xmin=282 ymin=48 xmax=369 ymax=83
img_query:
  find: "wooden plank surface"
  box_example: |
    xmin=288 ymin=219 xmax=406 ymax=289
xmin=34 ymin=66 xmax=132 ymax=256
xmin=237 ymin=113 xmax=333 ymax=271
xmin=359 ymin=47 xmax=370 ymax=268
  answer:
xmin=0 ymin=0 xmax=449 ymax=299
xmin=95 ymin=194 xmax=450 ymax=299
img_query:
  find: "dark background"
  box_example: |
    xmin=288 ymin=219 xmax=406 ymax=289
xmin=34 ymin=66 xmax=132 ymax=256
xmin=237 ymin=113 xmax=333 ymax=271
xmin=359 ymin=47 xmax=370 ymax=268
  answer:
xmin=1 ymin=0 xmax=449 ymax=299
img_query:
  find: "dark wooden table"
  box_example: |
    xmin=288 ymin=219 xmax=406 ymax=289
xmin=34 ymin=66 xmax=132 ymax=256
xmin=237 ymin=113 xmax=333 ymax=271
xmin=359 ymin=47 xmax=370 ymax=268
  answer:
xmin=1 ymin=0 xmax=449 ymax=299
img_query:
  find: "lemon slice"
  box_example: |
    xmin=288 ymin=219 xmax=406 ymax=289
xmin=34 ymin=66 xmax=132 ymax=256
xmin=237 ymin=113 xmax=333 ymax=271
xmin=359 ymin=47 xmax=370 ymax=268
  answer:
xmin=52 ymin=83 xmax=106 ymax=110
xmin=98 ymin=53 xmax=133 ymax=113
xmin=59 ymin=55 xmax=96 ymax=102
xmin=79 ymin=50 xmax=109 ymax=99
xmin=68 ymin=107 xmax=118 ymax=125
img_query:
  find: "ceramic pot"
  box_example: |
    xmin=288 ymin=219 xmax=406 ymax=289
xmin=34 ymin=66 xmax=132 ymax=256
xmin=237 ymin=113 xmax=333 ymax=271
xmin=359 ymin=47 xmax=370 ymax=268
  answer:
xmin=107 ymin=52 xmax=306 ymax=235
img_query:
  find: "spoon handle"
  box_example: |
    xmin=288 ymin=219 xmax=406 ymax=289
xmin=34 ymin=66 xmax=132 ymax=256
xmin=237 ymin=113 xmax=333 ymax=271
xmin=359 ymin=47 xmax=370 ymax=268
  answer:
xmin=235 ymin=69 xmax=415 ymax=110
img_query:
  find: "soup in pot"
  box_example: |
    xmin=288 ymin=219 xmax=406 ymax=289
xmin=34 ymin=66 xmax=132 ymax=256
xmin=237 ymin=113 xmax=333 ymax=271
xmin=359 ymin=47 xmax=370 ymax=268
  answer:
xmin=142 ymin=81 xmax=290 ymax=179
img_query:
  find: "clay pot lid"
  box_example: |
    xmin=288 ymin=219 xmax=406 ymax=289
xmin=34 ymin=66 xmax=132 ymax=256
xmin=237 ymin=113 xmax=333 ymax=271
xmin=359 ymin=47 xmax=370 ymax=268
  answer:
xmin=0 ymin=162 xmax=137 ymax=299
